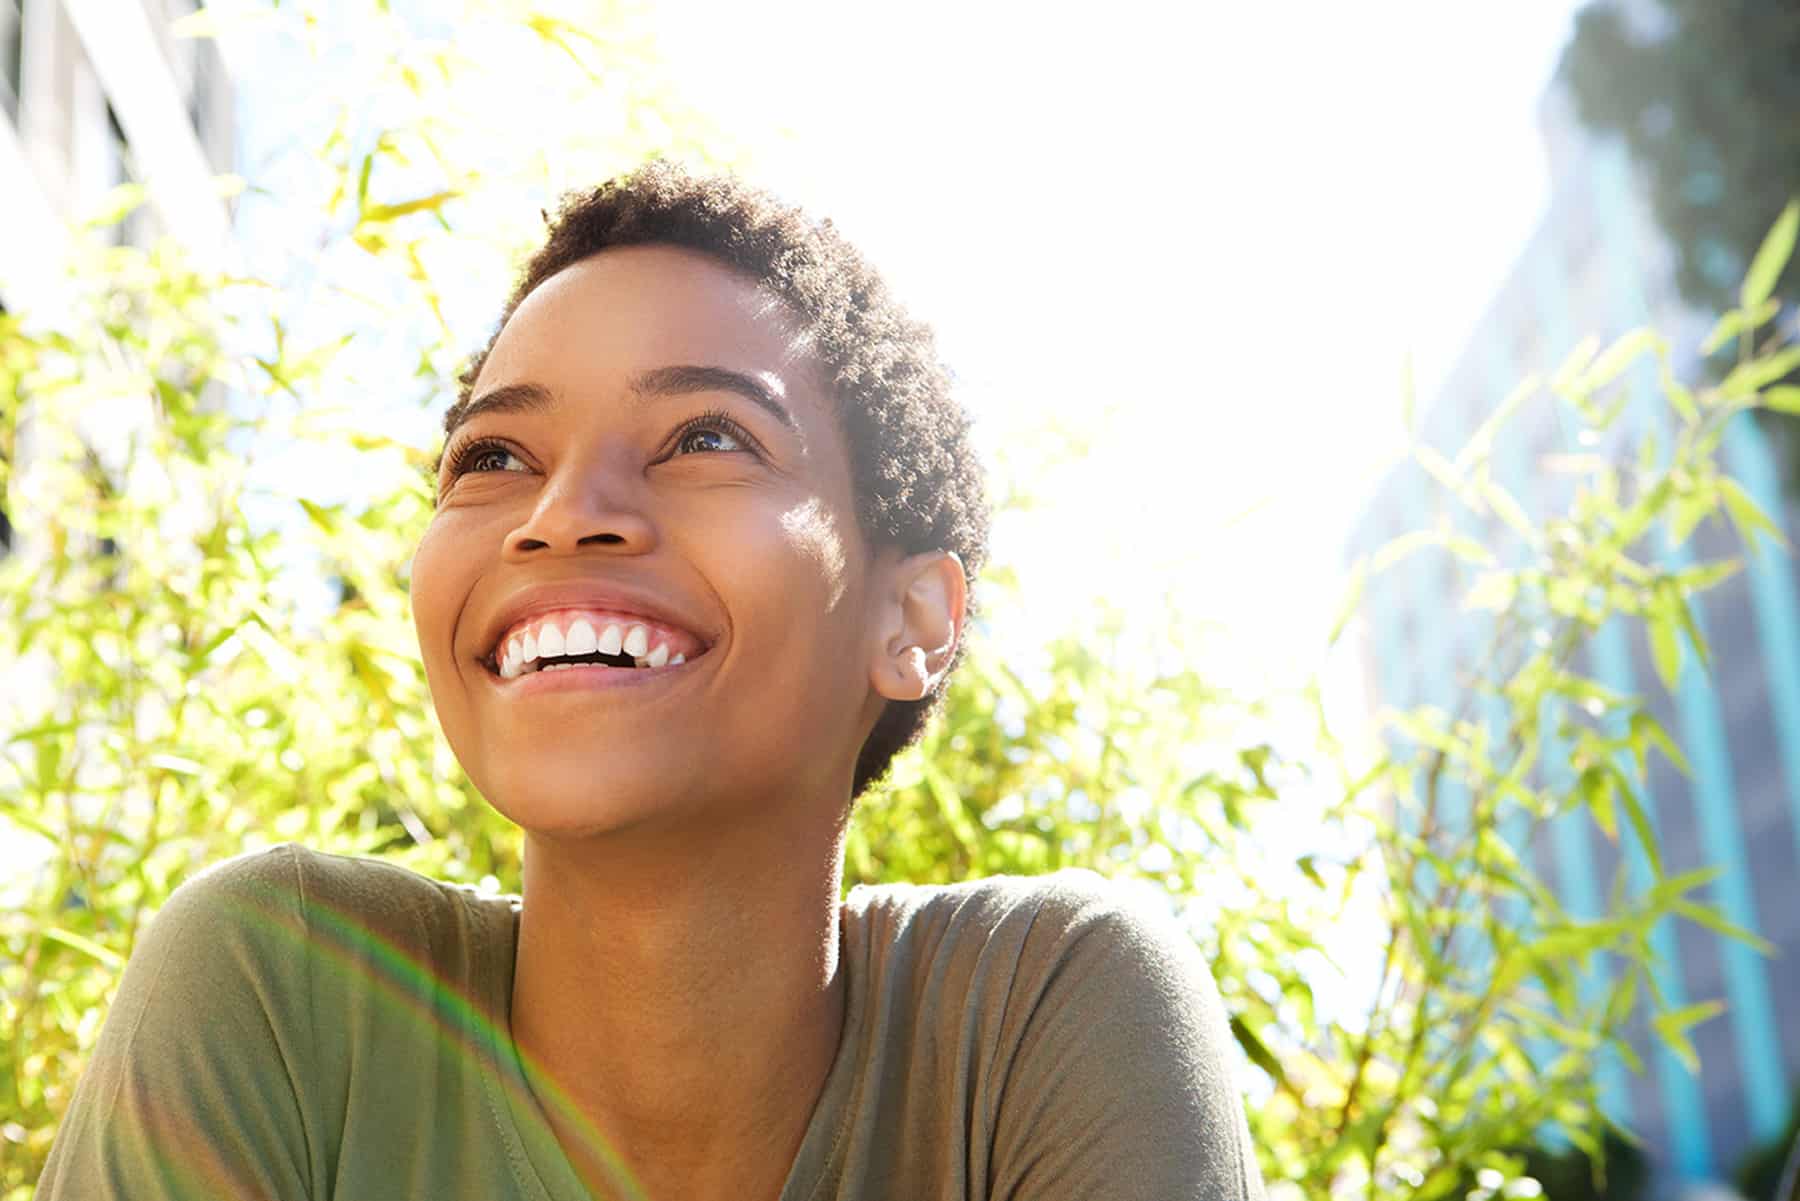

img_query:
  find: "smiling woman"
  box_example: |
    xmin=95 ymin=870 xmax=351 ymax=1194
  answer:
xmin=35 ymin=162 xmax=1265 ymax=1201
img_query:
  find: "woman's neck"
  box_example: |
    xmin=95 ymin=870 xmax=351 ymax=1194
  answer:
xmin=509 ymin=803 xmax=849 ymax=1201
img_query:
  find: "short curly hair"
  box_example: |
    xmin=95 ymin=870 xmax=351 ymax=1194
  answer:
xmin=444 ymin=160 xmax=990 ymax=799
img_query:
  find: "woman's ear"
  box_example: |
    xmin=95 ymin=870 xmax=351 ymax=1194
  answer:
xmin=869 ymin=550 xmax=968 ymax=702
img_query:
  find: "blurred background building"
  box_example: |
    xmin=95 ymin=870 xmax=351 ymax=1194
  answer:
xmin=1349 ymin=44 xmax=1800 ymax=1199
xmin=1 ymin=0 xmax=233 ymax=300
xmin=0 ymin=0 xmax=235 ymax=890
xmin=0 ymin=0 xmax=234 ymax=546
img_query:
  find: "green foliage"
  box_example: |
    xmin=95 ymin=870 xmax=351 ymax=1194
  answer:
xmin=1453 ymin=1131 xmax=1652 ymax=1201
xmin=4 ymin=4 xmax=1800 ymax=1198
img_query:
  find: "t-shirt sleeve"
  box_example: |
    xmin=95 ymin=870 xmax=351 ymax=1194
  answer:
xmin=986 ymin=874 xmax=1265 ymax=1201
xmin=36 ymin=845 xmax=317 ymax=1201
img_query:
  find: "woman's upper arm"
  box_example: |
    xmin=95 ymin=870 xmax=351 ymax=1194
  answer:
xmin=36 ymin=846 xmax=317 ymax=1201
xmin=988 ymin=875 xmax=1265 ymax=1201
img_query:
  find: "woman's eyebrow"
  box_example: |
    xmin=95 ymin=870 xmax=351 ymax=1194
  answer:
xmin=445 ymin=381 xmax=557 ymax=442
xmin=630 ymin=364 xmax=799 ymax=432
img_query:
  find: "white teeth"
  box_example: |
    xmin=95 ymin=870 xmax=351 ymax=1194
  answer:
xmin=497 ymin=615 xmax=697 ymax=680
xmin=537 ymin=623 xmax=565 ymax=658
xmin=564 ymin=619 xmax=597 ymax=655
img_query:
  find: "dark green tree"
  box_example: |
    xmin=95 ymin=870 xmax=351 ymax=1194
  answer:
xmin=1736 ymin=1093 xmax=1800 ymax=1201
xmin=1560 ymin=1 xmax=1800 ymax=315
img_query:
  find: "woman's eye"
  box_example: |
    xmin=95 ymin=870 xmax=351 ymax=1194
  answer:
xmin=448 ymin=440 xmax=527 ymax=478
xmin=471 ymin=447 xmax=525 ymax=472
xmin=675 ymin=424 xmax=747 ymax=456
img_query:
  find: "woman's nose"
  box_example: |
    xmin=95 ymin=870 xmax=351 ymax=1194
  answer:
xmin=501 ymin=453 xmax=656 ymax=559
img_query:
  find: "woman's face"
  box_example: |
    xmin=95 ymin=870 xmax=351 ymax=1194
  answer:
xmin=411 ymin=245 xmax=887 ymax=838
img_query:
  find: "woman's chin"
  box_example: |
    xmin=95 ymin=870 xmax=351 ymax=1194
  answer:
xmin=482 ymin=762 xmax=705 ymax=842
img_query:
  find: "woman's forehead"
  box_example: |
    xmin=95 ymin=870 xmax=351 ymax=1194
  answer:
xmin=467 ymin=245 xmax=839 ymax=442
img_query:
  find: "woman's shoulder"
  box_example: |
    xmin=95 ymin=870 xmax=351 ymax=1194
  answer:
xmin=841 ymin=867 xmax=1218 ymax=1032
xmin=844 ymin=867 xmax=1197 ymax=965
xmin=828 ymin=871 xmax=1262 ymax=1199
xmin=156 ymin=843 xmax=518 ymax=990
xmin=168 ymin=841 xmax=515 ymax=923
xmin=38 ymin=851 xmax=522 ymax=1198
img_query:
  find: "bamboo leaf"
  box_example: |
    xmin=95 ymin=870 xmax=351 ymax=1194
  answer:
xmin=1454 ymin=374 xmax=1538 ymax=474
xmin=1443 ymin=534 xmax=1495 ymax=566
xmin=1478 ymin=477 xmax=1538 ymax=543
xmin=1464 ymin=570 xmax=1517 ymax=613
xmin=1552 ymin=334 xmax=1601 ymax=394
xmin=1741 ymin=199 xmax=1799 ymax=311
xmin=1650 ymin=865 xmax=1723 ymax=907
xmin=1762 ymin=385 xmax=1800 ymax=415
xmin=1372 ymin=529 xmax=1435 ymax=575
xmin=1671 ymin=899 xmax=1777 ymax=955
xmin=298 ymin=497 xmax=339 ymax=534
xmin=1414 ymin=442 xmax=1470 ymax=501
xmin=1605 ymin=967 xmax=1640 ymax=1029
xmin=1579 ymin=766 xmax=1617 ymax=841
xmin=1673 ymin=596 xmax=1712 ymax=668
xmin=1615 ymin=773 xmax=1662 ymax=878
xmin=1652 ymin=1000 xmax=1727 ymax=1074
xmin=1721 ymin=346 xmax=1800 ymax=399
xmin=1701 ymin=301 xmax=1779 ymax=356
xmin=1328 ymin=556 xmax=1366 ymax=647
xmin=43 ymin=926 xmax=124 ymax=971
xmin=1583 ymin=328 xmax=1659 ymax=393
xmin=1718 ymin=478 xmax=1789 ymax=558
xmin=1672 ymin=559 xmax=1741 ymax=595
xmin=145 ymin=753 xmax=204 ymax=776
xmin=361 ymin=190 xmax=460 ymax=224
xmin=1667 ymin=490 xmax=1713 ymax=549
xmin=1229 ymin=1015 xmax=1292 ymax=1092
xmin=6 ymin=719 xmax=81 ymax=747
xmin=1629 ymin=710 xmax=1690 ymax=778
xmin=356 ymin=151 xmax=374 ymax=212
xmin=1649 ymin=609 xmax=1682 ymax=691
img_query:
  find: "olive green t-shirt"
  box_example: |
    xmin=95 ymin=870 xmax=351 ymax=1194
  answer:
xmin=37 ymin=844 xmax=1264 ymax=1200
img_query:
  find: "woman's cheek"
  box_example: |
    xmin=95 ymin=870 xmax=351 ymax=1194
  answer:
xmin=410 ymin=517 xmax=470 ymax=687
xmin=779 ymin=497 xmax=851 ymax=611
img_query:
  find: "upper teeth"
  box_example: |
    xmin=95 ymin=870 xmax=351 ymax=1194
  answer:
xmin=496 ymin=615 xmax=685 ymax=680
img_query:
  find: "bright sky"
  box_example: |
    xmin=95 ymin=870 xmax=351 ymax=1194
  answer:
xmin=640 ymin=1 xmax=1584 ymax=686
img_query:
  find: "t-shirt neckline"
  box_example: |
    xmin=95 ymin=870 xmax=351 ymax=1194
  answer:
xmin=472 ymin=894 xmax=869 ymax=1201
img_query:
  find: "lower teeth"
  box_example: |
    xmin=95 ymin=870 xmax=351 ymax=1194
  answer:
xmin=535 ymin=660 xmax=637 ymax=673
xmin=516 ymin=653 xmax=688 ymax=675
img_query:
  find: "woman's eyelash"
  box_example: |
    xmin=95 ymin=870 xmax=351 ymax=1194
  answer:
xmin=443 ymin=437 xmax=518 ymax=478
xmin=668 ymin=409 xmax=761 ymax=455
